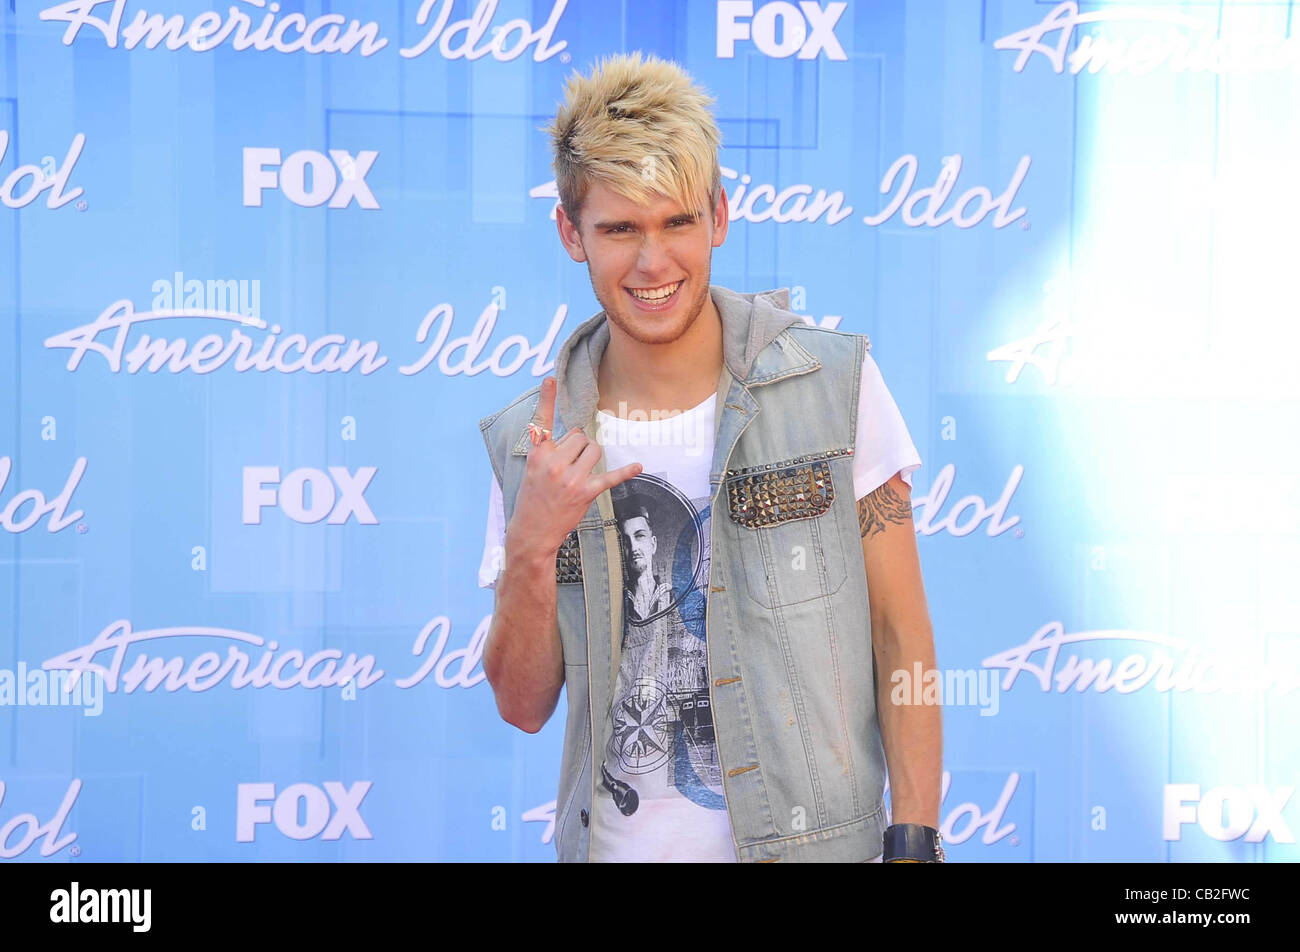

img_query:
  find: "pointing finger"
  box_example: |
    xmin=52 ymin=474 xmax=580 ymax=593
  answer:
xmin=596 ymin=461 xmax=643 ymax=493
xmin=532 ymin=376 xmax=557 ymax=432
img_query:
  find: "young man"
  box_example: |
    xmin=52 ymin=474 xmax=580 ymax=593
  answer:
xmin=478 ymin=52 xmax=942 ymax=863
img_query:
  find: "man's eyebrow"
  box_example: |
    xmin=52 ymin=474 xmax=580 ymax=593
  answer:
xmin=592 ymin=211 xmax=702 ymax=230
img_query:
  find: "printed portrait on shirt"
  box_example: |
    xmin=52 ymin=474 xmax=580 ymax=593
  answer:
xmin=603 ymin=473 xmax=722 ymax=806
xmin=611 ymin=475 xmax=704 ymax=628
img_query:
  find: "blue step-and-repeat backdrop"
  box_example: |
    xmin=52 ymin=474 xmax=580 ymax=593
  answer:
xmin=1 ymin=0 xmax=1297 ymax=861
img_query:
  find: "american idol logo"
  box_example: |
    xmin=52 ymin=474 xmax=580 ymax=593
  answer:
xmin=884 ymin=771 xmax=1022 ymax=849
xmin=44 ymin=300 xmax=387 ymax=376
xmin=984 ymin=622 xmax=1300 ymax=697
xmin=40 ymin=0 xmax=387 ymax=54
xmin=0 ymin=131 xmax=85 ymax=210
xmin=938 ymin=771 xmax=1021 ymax=847
xmin=911 ymin=463 xmax=1023 ymax=538
xmin=40 ymin=615 xmax=488 ymax=694
xmin=398 ymin=299 xmax=567 ymax=377
xmin=399 ymin=0 xmax=569 ymax=61
xmin=0 ymin=457 xmax=87 ymax=534
xmin=45 ymin=293 xmax=568 ymax=378
xmin=40 ymin=0 xmax=570 ymax=61
xmin=532 ymin=153 xmax=1030 ymax=230
xmin=0 ymin=779 xmax=81 ymax=859
xmin=864 ymin=154 xmax=1029 ymax=229
xmin=995 ymin=1 xmax=1299 ymax=76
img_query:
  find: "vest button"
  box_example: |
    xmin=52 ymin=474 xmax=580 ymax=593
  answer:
xmin=580 ymin=809 xmax=589 ymax=827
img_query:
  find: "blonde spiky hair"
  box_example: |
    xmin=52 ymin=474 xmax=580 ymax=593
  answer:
xmin=543 ymin=51 xmax=723 ymax=232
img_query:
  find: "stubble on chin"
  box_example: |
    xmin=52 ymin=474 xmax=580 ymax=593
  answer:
xmin=600 ymin=278 xmax=712 ymax=347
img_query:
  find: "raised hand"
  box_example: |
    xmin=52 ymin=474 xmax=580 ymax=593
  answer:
xmin=507 ymin=376 xmax=642 ymax=560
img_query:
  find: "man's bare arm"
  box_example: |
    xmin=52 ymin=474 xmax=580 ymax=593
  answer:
xmin=482 ymin=532 xmax=564 ymax=734
xmin=481 ymin=376 xmax=642 ymax=734
xmin=858 ymin=471 xmax=942 ymax=828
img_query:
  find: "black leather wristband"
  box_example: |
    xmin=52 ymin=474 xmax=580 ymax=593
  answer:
xmin=882 ymin=823 xmax=945 ymax=863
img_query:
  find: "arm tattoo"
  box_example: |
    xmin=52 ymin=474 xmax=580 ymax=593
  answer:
xmin=857 ymin=480 xmax=913 ymax=538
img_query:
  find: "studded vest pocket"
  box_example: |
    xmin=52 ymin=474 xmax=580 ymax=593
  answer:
xmin=724 ymin=451 xmax=851 ymax=609
xmin=556 ymin=529 xmax=583 ymax=584
xmin=727 ymin=458 xmax=836 ymax=528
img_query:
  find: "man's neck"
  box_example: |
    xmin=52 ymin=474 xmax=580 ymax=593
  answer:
xmin=596 ymin=291 xmax=723 ymax=418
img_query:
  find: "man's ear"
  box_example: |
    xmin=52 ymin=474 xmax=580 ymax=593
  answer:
xmin=711 ymin=186 xmax=730 ymax=248
xmin=556 ymin=204 xmax=587 ymax=263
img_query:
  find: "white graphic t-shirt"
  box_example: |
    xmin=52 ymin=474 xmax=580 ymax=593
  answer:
xmin=478 ymin=351 xmax=922 ymax=862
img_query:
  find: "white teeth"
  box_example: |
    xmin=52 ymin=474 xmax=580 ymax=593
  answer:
xmin=629 ymin=281 xmax=682 ymax=302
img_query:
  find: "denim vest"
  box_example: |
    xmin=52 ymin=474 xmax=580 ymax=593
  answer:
xmin=479 ymin=285 xmax=886 ymax=862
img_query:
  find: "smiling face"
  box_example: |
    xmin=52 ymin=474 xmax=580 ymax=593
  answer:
xmin=557 ymin=179 xmax=729 ymax=347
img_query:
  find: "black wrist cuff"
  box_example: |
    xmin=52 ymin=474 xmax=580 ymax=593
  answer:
xmin=882 ymin=823 xmax=945 ymax=863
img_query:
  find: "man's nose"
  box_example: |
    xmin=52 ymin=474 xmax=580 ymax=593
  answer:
xmin=636 ymin=232 xmax=673 ymax=274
